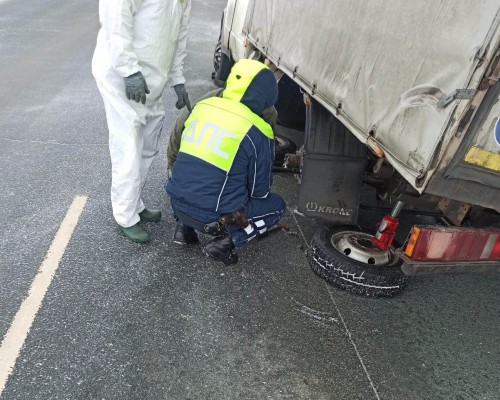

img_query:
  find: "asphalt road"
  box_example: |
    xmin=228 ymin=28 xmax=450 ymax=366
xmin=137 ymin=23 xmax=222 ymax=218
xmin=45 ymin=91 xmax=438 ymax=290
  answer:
xmin=0 ymin=1 xmax=499 ymax=399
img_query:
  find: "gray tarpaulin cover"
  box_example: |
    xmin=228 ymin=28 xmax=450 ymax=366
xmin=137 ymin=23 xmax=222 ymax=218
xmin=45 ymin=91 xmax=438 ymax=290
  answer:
xmin=243 ymin=0 xmax=500 ymax=191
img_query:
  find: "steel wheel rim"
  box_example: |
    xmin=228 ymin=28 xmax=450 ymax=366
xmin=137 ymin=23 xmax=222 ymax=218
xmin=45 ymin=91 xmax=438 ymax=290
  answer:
xmin=330 ymin=231 xmax=397 ymax=266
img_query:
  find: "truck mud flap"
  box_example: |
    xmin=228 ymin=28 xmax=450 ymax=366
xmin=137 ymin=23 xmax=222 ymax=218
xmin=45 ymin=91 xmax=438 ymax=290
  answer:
xmin=298 ymin=100 xmax=366 ymax=224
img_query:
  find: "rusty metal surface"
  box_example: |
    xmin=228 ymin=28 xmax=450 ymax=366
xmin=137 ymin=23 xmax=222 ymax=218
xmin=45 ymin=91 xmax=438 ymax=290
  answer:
xmin=437 ymin=198 xmax=472 ymax=226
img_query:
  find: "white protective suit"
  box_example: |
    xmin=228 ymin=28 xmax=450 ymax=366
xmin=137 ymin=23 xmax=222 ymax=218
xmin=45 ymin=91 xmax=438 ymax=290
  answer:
xmin=92 ymin=0 xmax=191 ymax=228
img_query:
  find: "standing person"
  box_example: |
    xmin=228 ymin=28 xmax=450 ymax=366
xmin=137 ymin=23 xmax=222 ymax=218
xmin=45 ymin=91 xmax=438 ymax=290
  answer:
xmin=165 ymin=59 xmax=286 ymax=265
xmin=92 ymin=0 xmax=192 ymax=243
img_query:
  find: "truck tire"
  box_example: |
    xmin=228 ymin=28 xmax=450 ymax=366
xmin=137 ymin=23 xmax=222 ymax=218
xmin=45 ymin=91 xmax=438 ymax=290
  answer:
xmin=213 ymin=13 xmax=224 ymax=74
xmin=308 ymin=225 xmax=410 ymax=297
xmin=213 ymin=46 xmax=233 ymax=87
xmin=213 ymin=38 xmax=222 ymax=73
xmin=274 ymin=134 xmax=297 ymax=165
xmin=212 ymin=14 xmax=233 ymax=87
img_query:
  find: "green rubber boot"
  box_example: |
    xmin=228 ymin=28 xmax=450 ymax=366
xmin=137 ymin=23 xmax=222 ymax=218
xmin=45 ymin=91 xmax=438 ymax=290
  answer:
xmin=139 ymin=208 xmax=162 ymax=223
xmin=121 ymin=223 xmax=150 ymax=244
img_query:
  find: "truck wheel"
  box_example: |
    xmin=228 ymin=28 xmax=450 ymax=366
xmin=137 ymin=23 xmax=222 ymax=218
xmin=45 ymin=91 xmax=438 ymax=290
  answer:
xmin=213 ymin=38 xmax=222 ymax=73
xmin=274 ymin=134 xmax=297 ymax=165
xmin=213 ymin=14 xmax=233 ymax=87
xmin=213 ymin=13 xmax=224 ymax=74
xmin=308 ymin=225 xmax=410 ymax=297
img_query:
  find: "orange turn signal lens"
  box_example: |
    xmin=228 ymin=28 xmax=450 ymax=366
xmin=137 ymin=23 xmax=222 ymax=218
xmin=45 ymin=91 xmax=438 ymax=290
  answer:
xmin=404 ymin=226 xmax=421 ymax=257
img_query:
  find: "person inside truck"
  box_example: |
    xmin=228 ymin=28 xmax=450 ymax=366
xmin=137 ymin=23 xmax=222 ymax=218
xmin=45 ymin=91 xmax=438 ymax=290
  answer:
xmin=165 ymin=59 xmax=286 ymax=265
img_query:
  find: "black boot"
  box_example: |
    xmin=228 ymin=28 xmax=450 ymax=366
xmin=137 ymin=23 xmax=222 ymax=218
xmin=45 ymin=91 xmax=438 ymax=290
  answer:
xmin=173 ymin=222 xmax=199 ymax=245
xmin=203 ymin=234 xmax=238 ymax=265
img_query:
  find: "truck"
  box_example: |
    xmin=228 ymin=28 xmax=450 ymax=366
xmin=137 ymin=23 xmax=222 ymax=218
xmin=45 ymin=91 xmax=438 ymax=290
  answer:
xmin=212 ymin=0 xmax=500 ymax=296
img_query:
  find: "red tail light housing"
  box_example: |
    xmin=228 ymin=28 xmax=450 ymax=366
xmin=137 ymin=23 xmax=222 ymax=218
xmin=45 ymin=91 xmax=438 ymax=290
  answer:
xmin=404 ymin=226 xmax=500 ymax=262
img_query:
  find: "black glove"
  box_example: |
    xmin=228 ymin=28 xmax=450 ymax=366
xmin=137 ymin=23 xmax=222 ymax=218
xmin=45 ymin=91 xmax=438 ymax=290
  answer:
xmin=219 ymin=210 xmax=249 ymax=228
xmin=174 ymin=84 xmax=191 ymax=111
xmin=124 ymin=72 xmax=150 ymax=104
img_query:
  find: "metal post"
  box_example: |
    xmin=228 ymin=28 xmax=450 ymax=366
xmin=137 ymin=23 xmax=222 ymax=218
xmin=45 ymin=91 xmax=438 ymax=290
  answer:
xmin=390 ymin=201 xmax=404 ymax=218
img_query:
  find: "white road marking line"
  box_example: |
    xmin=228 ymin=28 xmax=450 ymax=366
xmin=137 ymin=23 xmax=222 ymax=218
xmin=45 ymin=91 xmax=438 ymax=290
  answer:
xmin=289 ymin=207 xmax=309 ymax=245
xmin=0 ymin=195 xmax=87 ymax=396
xmin=290 ymin=210 xmax=380 ymax=399
xmin=326 ymin=286 xmax=381 ymax=400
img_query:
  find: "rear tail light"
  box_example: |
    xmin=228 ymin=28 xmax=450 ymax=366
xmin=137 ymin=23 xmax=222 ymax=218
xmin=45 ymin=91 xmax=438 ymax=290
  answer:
xmin=404 ymin=226 xmax=500 ymax=262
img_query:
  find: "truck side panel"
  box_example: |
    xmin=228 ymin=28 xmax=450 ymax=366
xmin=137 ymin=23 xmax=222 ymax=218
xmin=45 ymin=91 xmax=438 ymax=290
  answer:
xmin=243 ymin=0 xmax=500 ymax=198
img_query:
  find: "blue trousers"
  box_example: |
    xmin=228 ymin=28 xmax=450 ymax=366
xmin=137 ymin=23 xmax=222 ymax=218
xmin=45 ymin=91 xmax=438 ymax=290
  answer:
xmin=171 ymin=193 xmax=286 ymax=247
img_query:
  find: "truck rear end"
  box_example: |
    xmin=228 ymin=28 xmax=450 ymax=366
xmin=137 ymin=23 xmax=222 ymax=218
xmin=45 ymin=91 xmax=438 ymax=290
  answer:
xmin=216 ymin=0 xmax=500 ymax=295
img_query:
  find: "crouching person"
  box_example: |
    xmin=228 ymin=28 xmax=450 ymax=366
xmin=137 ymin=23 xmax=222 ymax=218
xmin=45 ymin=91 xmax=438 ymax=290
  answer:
xmin=165 ymin=59 xmax=286 ymax=265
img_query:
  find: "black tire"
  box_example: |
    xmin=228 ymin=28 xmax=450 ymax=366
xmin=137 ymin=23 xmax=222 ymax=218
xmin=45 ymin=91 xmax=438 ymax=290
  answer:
xmin=308 ymin=225 xmax=410 ymax=297
xmin=213 ymin=49 xmax=233 ymax=87
xmin=274 ymin=134 xmax=297 ymax=166
xmin=212 ymin=13 xmax=233 ymax=87
xmin=213 ymin=39 xmax=222 ymax=73
xmin=213 ymin=13 xmax=224 ymax=74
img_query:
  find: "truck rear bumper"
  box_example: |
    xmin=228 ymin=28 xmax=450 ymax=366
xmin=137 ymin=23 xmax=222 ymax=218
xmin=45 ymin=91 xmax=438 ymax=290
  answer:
xmin=400 ymin=254 xmax=500 ymax=276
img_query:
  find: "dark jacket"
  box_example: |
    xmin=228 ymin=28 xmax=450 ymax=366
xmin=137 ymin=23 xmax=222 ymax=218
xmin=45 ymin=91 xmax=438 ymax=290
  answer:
xmin=165 ymin=59 xmax=279 ymax=217
xmin=166 ymin=89 xmax=277 ymax=168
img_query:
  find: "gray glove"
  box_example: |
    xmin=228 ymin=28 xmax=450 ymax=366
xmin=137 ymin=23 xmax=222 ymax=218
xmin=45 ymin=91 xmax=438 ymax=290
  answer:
xmin=174 ymin=84 xmax=191 ymax=111
xmin=124 ymin=72 xmax=150 ymax=104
